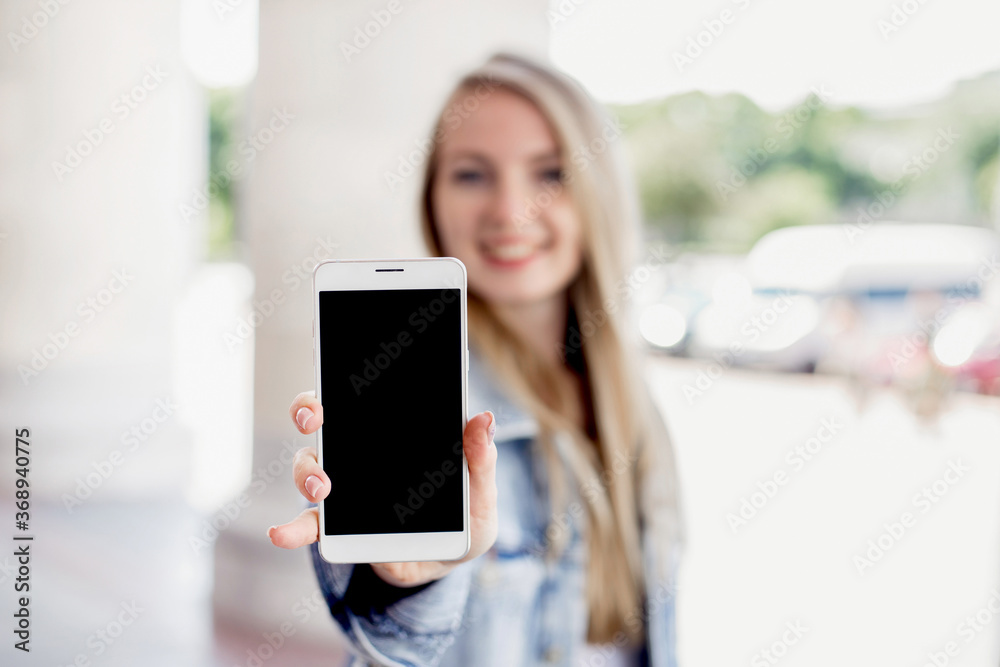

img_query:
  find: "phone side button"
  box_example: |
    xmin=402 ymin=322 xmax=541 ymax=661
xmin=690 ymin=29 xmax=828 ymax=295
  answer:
xmin=466 ymin=348 xmax=469 ymax=372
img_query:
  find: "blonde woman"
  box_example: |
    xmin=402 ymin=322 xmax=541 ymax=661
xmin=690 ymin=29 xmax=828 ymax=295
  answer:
xmin=269 ymin=53 xmax=684 ymax=667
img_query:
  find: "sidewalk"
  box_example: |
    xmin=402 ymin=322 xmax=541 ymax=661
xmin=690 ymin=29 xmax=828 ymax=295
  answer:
xmin=650 ymin=357 xmax=1000 ymax=666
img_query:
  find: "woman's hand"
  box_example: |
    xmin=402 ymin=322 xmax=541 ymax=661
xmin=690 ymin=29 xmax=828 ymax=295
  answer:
xmin=267 ymin=391 xmax=499 ymax=588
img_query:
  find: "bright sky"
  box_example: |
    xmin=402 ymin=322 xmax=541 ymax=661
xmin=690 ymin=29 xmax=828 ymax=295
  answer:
xmin=550 ymin=0 xmax=1000 ymax=110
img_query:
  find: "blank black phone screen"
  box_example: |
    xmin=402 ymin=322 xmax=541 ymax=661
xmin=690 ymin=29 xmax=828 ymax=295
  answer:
xmin=318 ymin=288 xmax=464 ymax=535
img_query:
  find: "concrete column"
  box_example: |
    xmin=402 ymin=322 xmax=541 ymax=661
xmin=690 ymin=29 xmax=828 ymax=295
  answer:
xmin=213 ymin=0 xmax=551 ymax=645
xmin=0 ymin=1 xmax=218 ymax=663
xmin=0 ymin=0 xmax=205 ymax=502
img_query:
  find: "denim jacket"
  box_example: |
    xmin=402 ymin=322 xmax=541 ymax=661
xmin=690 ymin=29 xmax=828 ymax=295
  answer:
xmin=309 ymin=345 xmax=681 ymax=667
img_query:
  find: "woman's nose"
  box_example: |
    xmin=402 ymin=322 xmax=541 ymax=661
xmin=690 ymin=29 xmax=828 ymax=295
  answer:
xmin=488 ymin=175 xmax=534 ymax=230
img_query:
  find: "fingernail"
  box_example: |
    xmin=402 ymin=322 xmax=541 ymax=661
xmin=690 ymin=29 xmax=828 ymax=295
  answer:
xmin=296 ymin=407 xmax=314 ymax=430
xmin=267 ymin=525 xmax=276 ymax=537
xmin=487 ymin=411 xmax=496 ymax=446
xmin=305 ymin=475 xmax=322 ymax=499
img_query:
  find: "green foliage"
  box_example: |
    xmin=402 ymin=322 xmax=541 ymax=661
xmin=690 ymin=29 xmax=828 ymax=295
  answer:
xmin=613 ymin=72 xmax=1000 ymax=251
xmin=207 ymin=88 xmax=243 ymax=260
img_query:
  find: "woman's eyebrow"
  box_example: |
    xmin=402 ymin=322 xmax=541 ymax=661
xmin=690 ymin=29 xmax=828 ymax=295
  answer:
xmin=529 ymin=150 xmax=561 ymax=163
xmin=443 ymin=149 xmax=561 ymax=164
xmin=442 ymin=150 xmax=491 ymax=163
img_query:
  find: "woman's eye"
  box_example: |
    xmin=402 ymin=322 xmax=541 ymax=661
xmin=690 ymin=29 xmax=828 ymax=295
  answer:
xmin=453 ymin=169 xmax=485 ymax=184
xmin=540 ymin=168 xmax=564 ymax=184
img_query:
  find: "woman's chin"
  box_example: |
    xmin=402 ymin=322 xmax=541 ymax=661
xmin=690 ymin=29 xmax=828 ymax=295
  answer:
xmin=472 ymin=282 xmax=560 ymax=307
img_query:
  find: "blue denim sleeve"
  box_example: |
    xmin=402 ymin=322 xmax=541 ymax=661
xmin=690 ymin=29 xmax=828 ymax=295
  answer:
xmin=309 ymin=541 xmax=474 ymax=667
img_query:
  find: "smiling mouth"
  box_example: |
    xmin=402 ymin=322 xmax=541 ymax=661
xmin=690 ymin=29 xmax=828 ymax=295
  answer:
xmin=480 ymin=240 xmax=551 ymax=267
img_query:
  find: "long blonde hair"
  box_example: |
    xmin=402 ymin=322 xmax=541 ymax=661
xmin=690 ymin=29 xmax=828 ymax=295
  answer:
xmin=420 ymin=53 xmax=682 ymax=643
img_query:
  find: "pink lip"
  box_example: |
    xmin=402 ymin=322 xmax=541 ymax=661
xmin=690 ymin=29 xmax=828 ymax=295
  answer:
xmin=480 ymin=249 xmax=539 ymax=269
xmin=478 ymin=237 xmax=551 ymax=270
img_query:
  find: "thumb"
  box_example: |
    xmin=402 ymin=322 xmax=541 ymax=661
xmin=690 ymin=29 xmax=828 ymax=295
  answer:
xmin=465 ymin=411 xmax=497 ymax=517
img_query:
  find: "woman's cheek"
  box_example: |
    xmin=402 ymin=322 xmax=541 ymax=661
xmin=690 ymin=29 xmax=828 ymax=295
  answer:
xmin=441 ymin=222 xmax=479 ymax=266
xmin=433 ymin=204 xmax=466 ymax=255
xmin=550 ymin=208 xmax=585 ymax=279
xmin=549 ymin=204 xmax=582 ymax=248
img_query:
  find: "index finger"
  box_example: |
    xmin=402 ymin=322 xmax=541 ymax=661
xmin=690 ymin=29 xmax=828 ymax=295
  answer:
xmin=293 ymin=446 xmax=330 ymax=502
xmin=289 ymin=390 xmax=324 ymax=434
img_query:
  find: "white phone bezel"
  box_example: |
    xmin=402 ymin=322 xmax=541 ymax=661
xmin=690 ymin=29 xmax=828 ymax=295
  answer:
xmin=312 ymin=257 xmax=470 ymax=564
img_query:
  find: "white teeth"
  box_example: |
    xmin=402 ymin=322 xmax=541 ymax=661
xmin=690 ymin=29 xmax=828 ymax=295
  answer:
xmin=485 ymin=243 xmax=535 ymax=261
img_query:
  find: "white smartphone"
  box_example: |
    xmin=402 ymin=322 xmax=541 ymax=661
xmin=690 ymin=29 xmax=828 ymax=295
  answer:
xmin=312 ymin=258 xmax=470 ymax=563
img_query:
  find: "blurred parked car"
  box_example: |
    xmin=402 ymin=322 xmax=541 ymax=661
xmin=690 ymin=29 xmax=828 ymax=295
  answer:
xmin=639 ymin=223 xmax=1000 ymax=393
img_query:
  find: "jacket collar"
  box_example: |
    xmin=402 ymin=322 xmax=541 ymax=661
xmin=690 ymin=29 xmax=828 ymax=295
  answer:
xmin=467 ymin=343 xmax=539 ymax=443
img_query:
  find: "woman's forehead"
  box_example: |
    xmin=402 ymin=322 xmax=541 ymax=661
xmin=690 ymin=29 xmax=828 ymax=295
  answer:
xmin=437 ymin=89 xmax=561 ymax=161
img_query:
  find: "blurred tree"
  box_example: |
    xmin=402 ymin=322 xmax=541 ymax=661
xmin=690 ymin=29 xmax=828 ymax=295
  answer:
xmin=613 ymin=70 xmax=1000 ymax=251
xmin=207 ymin=88 xmax=242 ymax=260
